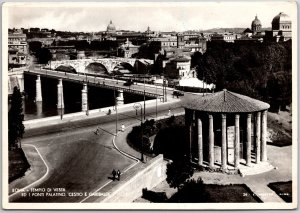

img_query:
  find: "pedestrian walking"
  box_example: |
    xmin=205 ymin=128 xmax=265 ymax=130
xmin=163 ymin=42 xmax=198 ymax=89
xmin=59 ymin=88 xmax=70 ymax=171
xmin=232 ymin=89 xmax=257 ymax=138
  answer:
xmin=94 ymin=128 xmax=99 ymax=135
xmin=112 ymin=169 xmax=117 ymax=181
xmin=121 ymin=124 xmax=125 ymax=132
xmin=116 ymin=170 xmax=121 ymax=181
xmin=168 ymin=109 xmax=172 ymax=116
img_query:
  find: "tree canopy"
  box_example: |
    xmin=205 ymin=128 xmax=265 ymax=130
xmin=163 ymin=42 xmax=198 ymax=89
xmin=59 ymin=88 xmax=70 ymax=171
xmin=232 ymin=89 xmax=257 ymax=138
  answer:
xmin=8 ymin=87 xmax=25 ymax=149
xmin=193 ymin=41 xmax=292 ymax=112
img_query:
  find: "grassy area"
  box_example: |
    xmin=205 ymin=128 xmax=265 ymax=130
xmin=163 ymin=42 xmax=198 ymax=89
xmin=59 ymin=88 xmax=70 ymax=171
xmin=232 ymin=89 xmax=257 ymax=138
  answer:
xmin=268 ymin=181 xmax=292 ymax=203
xmin=9 ymin=148 xmax=30 ymax=183
xmin=168 ymin=183 xmax=261 ymax=203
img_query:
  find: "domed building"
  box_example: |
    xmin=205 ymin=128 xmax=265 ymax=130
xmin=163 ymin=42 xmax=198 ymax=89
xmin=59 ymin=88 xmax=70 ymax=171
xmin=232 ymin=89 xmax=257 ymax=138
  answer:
xmin=272 ymin=12 xmax=292 ymax=31
xmin=183 ymin=90 xmax=272 ymax=175
xmin=106 ymin=20 xmax=116 ymax=34
xmin=265 ymin=12 xmax=292 ymax=42
xmin=251 ymin=15 xmax=262 ymax=35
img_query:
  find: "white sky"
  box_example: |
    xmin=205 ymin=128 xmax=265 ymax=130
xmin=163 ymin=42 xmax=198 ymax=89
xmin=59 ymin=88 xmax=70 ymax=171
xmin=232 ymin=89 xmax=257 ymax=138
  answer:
xmin=5 ymin=2 xmax=297 ymax=32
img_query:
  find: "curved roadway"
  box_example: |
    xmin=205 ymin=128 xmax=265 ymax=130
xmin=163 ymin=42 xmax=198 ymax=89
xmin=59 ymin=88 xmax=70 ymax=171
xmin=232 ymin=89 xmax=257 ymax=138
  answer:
xmin=9 ymin=100 xmax=183 ymax=203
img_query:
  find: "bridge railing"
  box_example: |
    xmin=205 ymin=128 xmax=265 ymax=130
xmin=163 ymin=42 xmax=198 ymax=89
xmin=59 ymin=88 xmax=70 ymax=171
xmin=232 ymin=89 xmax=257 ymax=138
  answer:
xmin=25 ymin=69 xmax=164 ymax=98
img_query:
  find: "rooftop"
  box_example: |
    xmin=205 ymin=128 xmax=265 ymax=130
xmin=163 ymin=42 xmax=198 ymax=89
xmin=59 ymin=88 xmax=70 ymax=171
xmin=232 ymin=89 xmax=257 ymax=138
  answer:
xmin=182 ymin=89 xmax=270 ymax=113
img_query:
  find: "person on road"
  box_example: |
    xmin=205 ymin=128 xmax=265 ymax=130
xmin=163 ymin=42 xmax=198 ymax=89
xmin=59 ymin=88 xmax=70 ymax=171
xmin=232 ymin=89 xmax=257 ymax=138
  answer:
xmin=121 ymin=124 xmax=125 ymax=132
xmin=117 ymin=170 xmax=121 ymax=181
xmin=112 ymin=169 xmax=117 ymax=181
xmin=94 ymin=127 xmax=100 ymax=135
xmin=107 ymin=109 xmax=111 ymax=115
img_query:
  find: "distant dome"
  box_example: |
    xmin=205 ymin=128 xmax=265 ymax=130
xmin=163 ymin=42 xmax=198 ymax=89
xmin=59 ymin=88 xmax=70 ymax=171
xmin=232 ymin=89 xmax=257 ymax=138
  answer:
xmin=107 ymin=20 xmax=116 ymax=32
xmin=272 ymin=12 xmax=292 ymax=30
xmin=251 ymin=15 xmax=262 ymax=34
xmin=251 ymin=15 xmax=262 ymax=27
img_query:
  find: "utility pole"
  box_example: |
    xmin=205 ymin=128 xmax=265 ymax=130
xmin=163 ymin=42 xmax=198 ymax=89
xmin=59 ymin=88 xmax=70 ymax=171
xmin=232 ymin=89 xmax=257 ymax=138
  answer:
xmin=133 ymin=103 xmax=144 ymax=162
xmin=155 ymin=84 xmax=158 ymax=119
xmin=143 ymin=77 xmax=146 ymax=120
xmin=114 ymin=86 xmax=118 ymax=135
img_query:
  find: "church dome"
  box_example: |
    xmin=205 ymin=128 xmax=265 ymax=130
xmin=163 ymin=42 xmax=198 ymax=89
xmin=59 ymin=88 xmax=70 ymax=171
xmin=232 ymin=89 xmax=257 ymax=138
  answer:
xmin=251 ymin=15 xmax=262 ymax=27
xmin=272 ymin=12 xmax=291 ymax=30
xmin=107 ymin=20 xmax=116 ymax=32
xmin=272 ymin=12 xmax=291 ymax=24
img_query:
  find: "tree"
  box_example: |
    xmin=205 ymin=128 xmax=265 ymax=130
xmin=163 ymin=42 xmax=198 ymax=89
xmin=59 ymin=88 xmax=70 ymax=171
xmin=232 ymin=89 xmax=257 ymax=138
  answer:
xmin=194 ymin=41 xmax=292 ymax=107
xmin=8 ymin=87 xmax=25 ymax=149
xmin=36 ymin=48 xmax=52 ymax=64
xmin=166 ymin=158 xmax=194 ymax=190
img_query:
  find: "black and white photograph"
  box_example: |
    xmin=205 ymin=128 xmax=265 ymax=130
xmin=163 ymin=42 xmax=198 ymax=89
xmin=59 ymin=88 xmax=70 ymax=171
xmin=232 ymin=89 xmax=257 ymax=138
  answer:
xmin=2 ymin=1 xmax=297 ymax=210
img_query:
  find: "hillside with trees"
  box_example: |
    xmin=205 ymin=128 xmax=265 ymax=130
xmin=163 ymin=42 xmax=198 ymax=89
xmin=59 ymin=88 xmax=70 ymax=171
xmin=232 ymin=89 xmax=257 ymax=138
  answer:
xmin=192 ymin=40 xmax=292 ymax=112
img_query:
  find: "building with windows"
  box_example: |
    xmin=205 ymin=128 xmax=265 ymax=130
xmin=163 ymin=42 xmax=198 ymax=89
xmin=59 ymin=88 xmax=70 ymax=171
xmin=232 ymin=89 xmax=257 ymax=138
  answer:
xmin=265 ymin=12 xmax=292 ymax=42
xmin=118 ymin=38 xmax=139 ymax=58
xmin=150 ymin=36 xmax=178 ymax=49
xmin=8 ymin=31 xmax=28 ymax=68
xmin=165 ymin=55 xmax=192 ymax=79
xmin=8 ymin=32 xmax=27 ymax=54
xmin=211 ymin=33 xmax=238 ymax=43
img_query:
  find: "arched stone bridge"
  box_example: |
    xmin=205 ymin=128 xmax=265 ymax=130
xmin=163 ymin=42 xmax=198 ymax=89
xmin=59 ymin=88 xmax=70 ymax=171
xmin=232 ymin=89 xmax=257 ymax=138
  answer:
xmin=46 ymin=58 xmax=154 ymax=74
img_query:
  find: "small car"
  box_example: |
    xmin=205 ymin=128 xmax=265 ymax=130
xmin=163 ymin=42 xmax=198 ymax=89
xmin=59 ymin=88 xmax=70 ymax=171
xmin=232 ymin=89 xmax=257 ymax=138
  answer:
xmin=124 ymin=79 xmax=134 ymax=86
xmin=173 ymin=90 xmax=184 ymax=97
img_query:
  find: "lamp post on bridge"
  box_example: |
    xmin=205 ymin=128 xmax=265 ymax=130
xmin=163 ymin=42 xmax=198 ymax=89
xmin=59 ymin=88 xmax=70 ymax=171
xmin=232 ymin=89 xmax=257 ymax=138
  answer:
xmin=143 ymin=77 xmax=146 ymax=121
xmin=155 ymin=84 xmax=158 ymax=119
xmin=133 ymin=103 xmax=144 ymax=162
xmin=113 ymin=86 xmax=118 ymax=136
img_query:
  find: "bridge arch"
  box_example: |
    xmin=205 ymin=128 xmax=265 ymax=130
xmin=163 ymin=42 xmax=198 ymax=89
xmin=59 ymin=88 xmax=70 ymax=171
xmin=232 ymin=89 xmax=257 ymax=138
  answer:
xmin=55 ymin=65 xmax=77 ymax=73
xmin=85 ymin=62 xmax=109 ymax=75
xmin=112 ymin=62 xmax=135 ymax=74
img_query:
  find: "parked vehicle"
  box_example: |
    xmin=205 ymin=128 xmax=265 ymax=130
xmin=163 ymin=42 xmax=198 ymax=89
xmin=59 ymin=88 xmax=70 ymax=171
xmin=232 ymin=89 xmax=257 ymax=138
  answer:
xmin=173 ymin=90 xmax=184 ymax=97
xmin=124 ymin=79 xmax=134 ymax=86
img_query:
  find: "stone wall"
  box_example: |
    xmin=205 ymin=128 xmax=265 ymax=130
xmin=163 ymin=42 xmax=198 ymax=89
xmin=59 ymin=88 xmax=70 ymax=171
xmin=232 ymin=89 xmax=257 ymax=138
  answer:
xmin=101 ymin=154 xmax=167 ymax=203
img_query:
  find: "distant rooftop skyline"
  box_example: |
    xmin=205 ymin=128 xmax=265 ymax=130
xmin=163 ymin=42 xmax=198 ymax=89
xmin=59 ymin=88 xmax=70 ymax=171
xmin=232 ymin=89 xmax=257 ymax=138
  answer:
xmin=4 ymin=2 xmax=296 ymax=32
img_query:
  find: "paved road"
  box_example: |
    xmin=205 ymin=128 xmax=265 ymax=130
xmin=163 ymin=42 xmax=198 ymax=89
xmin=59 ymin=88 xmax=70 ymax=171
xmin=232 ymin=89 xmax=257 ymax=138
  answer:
xmin=10 ymin=100 xmax=183 ymax=203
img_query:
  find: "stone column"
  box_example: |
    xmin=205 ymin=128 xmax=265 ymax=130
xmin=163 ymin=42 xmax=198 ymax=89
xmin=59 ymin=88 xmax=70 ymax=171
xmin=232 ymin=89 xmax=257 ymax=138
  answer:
xmin=81 ymin=84 xmax=88 ymax=111
xmin=190 ymin=110 xmax=196 ymax=162
xmin=208 ymin=114 xmax=214 ymax=168
xmin=234 ymin=114 xmax=240 ymax=168
xmin=197 ymin=118 xmax=203 ymax=166
xmin=261 ymin=110 xmax=267 ymax=162
xmin=116 ymin=89 xmax=124 ymax=106
xmin=255 ymin=112 xmax=261 ymax=163
xmin=36 ymin=101 xmax=42 ymax=117
xmin=246 ymin=113 xmax=252 ymax=166
xmin=57 ymin=78 xmax=64 ymax=109
xmin=35 ymin=75 xmax=42 ymax=102
xmin=18 ymin=74 xmax=24 ymax=92
xmin=221 ymin=114 xmax=227 ymax=170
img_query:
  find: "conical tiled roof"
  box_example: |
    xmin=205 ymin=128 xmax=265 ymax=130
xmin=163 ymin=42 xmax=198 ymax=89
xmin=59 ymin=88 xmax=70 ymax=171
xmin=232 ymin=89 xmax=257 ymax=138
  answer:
xmin=182 ymin=89 xmax=270 ymax=113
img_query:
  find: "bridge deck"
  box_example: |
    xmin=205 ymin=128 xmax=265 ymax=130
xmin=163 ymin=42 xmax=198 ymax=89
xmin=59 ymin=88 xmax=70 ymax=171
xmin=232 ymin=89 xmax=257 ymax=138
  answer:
xmin=25 ymin=69 xmax=164 ymax=98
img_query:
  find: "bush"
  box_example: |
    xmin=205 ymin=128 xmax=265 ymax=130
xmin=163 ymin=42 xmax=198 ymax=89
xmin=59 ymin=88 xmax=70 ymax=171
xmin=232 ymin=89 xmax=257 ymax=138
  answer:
xmin=166 ymin=158 xmax=194 ymax=190
xmin=170 ymin=178 xmax=210 ymax=202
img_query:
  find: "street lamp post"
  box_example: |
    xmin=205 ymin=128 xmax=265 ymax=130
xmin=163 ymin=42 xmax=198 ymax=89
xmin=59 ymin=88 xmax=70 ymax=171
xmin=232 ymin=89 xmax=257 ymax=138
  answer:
xmin=86 ymin=85 xmax=89 ymax=116
xmin=133 ymin=103 xmax=144 ymax=162
xmin=155 ymin=84 xmax=158 ymax=119
xmin=60 ymin=88 xmax=63 ymax=120
xmin=143 ymin=77 xmax=146 ymax=121
xmin=114 ymin=86 xmax=118 ymax=135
